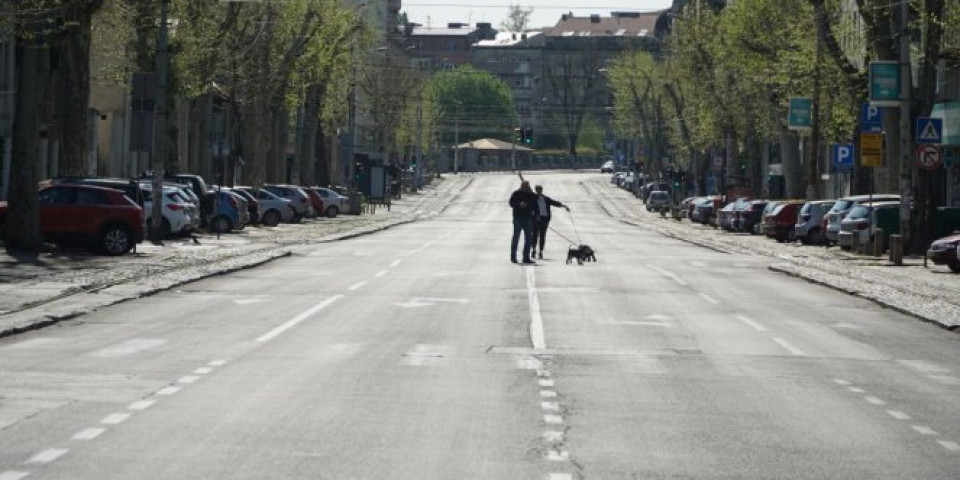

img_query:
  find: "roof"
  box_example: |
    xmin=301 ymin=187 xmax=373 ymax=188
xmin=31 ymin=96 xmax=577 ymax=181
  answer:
xmin=407 ymin=26 xmax=478 ymax=37
xmin=545 ymin=11 xmax=662 ymax=38
xmin=474 ymin=31 xmax=542 ymax=48
xmin=456 ymin=138 xmax=533 ymax=151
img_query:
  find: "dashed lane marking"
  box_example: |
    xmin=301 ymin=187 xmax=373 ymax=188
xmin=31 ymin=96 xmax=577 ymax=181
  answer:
xmin=348 ymin=281 xmax=367 ymax=291
xmin=773 ymin=337 xmax=806 ymax=356
xmin=546 ymin=450 xmax=569 ymax=461
xmin=193 ymin=367 xmax=214 ymax=375
xmin=157 ymin=386 xmax=181 ymax=396
xmin=391 ymin=260 xmax=402 ymax=268
xmin=72 ymin=428 xmax=106 ymax=441
xmin=549 ymin=473 xmax=573 ymax=480
xmin=648 ymin=265 xmax=688 ymax=286
xmin=128 ymin=400 xmax=156 ymax=411
xmin=848 ymin=387 xmax=865 ymax=393
xmin=543 ymin=431 xmax=564 ymax=442
xmin=375 ymin=270 xmax=389 ymax=278
xmin=178 ymin=375 xmax=200 ymax=384
xmin=833 ymin=379 xmax=851 ymax=386
xmin=541 ymin=402 xmax=560 ymax=411
xmin=699 ymin=293 xmax=719 ymax=305
xmin=737 ymin=315 xmax=768 ymax=332
xmin=888 ymin=410 xmax=912 ymax=420
xmin=540 ymin=390 xmax=557 ymax=398
xmin=256 ymin=296 xmax=343 ymax=342
xmin=938 ymin=441 xmax=960 ymax=451
xmin=544 ymin=415 xmax=563 ymax=425
xmin=539 ymin=379 xmax=555 ymax=388
xmin=25 ymin=449 xmax=68 ymax=464
xmin=0 ymin=471 xmax=30 ymax=480
xmin=864 ymin=396 xmax=887 ymax=406
xmin=912 ymin=425 xmax=938 ymax=435
xmin=100 ymin=413 xmax=130 ymax=425
xmin=208 ymin=360 xmax=227 ymax=367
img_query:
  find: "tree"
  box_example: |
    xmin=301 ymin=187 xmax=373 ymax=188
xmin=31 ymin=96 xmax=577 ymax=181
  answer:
xmin=424 ymin=66 xmax=517 ymax=147
xmin=500 ymin=5 xmax=533 ymax=32
xmin=543 ymin=47 xmax=605 ymax=160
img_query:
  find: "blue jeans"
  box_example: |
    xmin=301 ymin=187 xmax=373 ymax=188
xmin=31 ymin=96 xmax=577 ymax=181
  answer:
xmin=511 ymin=215 xmax=534 ymax=261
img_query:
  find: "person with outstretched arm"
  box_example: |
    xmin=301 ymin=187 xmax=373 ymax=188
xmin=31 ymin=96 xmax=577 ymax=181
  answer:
xmin=530 ymin=184 xmax=570 ymax=259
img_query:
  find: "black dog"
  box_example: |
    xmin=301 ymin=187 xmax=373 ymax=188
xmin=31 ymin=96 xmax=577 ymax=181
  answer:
xmin=566 ymin=245 xmax=597 ymax=265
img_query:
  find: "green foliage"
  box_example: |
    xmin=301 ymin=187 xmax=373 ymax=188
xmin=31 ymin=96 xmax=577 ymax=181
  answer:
xmin=424 ymin=66 xmax=518 ymax=146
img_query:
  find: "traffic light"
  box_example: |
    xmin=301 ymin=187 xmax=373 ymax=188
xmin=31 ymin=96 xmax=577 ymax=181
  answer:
xmin=354 ymin=160 xmax=364 ymax=181
xmin=523 ymin=127 xmax=533 ymax=144
xmin=514 ymin=127 xmax=523 ymax=144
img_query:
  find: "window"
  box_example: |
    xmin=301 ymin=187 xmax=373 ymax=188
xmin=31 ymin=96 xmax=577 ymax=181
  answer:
xmin=76 ymin=189 xmax=109 ymax=205
xmin=39 ymin=187 xmax=74 ymax=205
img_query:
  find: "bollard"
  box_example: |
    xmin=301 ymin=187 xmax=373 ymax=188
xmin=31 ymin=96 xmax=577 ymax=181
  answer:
xmin=873 ymin=228 xmax=884 ymax=257
xmin=889 ymin=234 xmax=903 ymax=265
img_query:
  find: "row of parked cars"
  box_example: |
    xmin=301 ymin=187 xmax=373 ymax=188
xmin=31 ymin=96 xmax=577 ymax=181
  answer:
xmin=0 ymin=174 xmax=354 ymax=256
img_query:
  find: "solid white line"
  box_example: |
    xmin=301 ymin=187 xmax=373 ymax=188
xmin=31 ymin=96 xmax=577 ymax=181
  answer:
xmin=699 ymin=293 xmax=719 ymax=305
xmin=26 ymin=449 xmax=68 ymax=464
xmin=101 ymin=413 xmax=131 ymax=425
xmin=540 ymin=390 xmax=557 ymax=398
xmin=128 ymin=400 xmax=156 ymax=411
xmin=773 ymin=337 xmax=806 ymax=356
xmin=157 ymin=386 xmax=181 ymax=396
xmin=544 ymin=415 xmax=563 ymax=424
xmin=72 ymin=428 xmax=106 ymax=441
xmin=375 ymin=270 xmax=389 ymax=278
xmin=525 ymin=268 xmax=547 ymax=351
xmin=178 ymin=375 xmax=200 ymax=384
xmin=864 ymin=396 xmax=886 ymax=406
xmin=391 ymin=259 xmax=402 ymax=268
xmin=737 ymin=315 xmax=768 ymax=332
xmin=888 ymin=410 xmax=912 ymax=420
xmin=0 ymin=471 xmax=30 ymax=480
xmin=348 ymin=281 xmax=367 ymax=291
xmin=912 ymin=425 xmax=938 ymax=435
xmin=648 ymin=265 xmax=688 ymax=286
xmin=938 ymin=440 xmax=960 ymax=451
xmin=539 ymin=379 xmax=555 ymax=388
xmin=256 ymin=296 xmax=343 ymax=342
xmin=193 ymin=367 xmax=214 ymax=375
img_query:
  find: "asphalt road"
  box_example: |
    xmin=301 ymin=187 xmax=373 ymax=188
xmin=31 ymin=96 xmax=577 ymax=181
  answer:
xmin=1 ymin=173 xmax=958 ymax=479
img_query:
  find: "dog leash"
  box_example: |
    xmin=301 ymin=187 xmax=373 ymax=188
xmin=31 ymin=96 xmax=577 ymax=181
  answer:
xmin=547 ymin=223 xmax=579 ymax=246
xmin=567 ymin=209 xmax=583 ymax=245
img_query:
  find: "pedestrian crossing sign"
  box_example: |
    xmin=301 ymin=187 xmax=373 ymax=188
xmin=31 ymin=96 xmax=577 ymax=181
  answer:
xmin=916 ymin=117 xmax=943 ymax=144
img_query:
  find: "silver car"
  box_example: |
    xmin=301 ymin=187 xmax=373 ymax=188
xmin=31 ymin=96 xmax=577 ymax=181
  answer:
xmin=263 ymin=184 xmax=313 ymax=222
xmin=824 ymin=194 xmax=899 ymax=244
xmin=234 ymin=186 xmax=295 ymax=226
xmin=794 ymin=199 xmax=835 ymax=245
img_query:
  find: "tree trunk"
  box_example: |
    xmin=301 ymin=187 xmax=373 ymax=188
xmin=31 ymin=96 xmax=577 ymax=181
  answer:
xmin=56 ymin=7 xmax=96 ymax=176
xmin=298 ymin=85 xmax=320 ymax=187
xmin=6 ymin=41 xmax=46 ymax=253
xmin=780 ymin=128 xmax=803 ymax=198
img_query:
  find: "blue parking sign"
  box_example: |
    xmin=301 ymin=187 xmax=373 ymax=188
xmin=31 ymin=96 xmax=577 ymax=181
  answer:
xmin=860 ymin=103 xmax=883 ymax=132
xmin=833 ymin=143 xmax=854 ymax=171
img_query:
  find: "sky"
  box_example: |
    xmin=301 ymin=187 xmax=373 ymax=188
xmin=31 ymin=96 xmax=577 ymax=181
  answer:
xmin=400 ymin=1 xmax=674 ymax=30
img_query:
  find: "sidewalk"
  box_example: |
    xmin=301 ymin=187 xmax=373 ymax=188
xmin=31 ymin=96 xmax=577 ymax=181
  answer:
xmin=585 ymin=178 xmax=960 ymax=332
xmin=0 ymin=176 xmax=473 ymax=337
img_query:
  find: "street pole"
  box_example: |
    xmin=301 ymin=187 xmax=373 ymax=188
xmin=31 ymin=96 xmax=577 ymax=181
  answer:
xmin=415 ymin=102 xmax=422 ymax=190
xmin=150 ymin=0 xmax=170 ymax=242
xmin=454 ymin=103 xmax=460 ymax=174
xmin=898 ymin=0 xmax=913 ymax=250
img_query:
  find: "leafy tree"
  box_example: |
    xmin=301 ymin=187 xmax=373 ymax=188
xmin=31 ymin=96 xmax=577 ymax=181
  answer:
xmin=424 ymin=66 xmax=517 ymax=147
xmin=500 ymin=5 xmax=534 ymax=32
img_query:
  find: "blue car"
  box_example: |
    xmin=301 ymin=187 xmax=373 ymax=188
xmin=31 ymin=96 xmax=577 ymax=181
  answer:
xmin=203 ymin=190 xmax=246 ymax=233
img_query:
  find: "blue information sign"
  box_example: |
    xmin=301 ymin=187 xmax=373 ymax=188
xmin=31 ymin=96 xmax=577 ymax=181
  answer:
xmin=832 ymin=143 xmax=855 ymax=172
xmin=860 ymin=103 xmax=883 ymax=132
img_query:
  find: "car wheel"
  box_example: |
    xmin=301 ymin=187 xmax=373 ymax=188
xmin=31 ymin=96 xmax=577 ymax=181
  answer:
xmin=100 ymin=225 xmax=133 ymax=255
xmin=291 ymin=212 xmax=303 ymax=224
xmin=262 ymin=209 xmax=281 ymax=227
xmin=949 ymin=262 xmax=960 ymax=273
xmin=325 ymin=206 xmax=339 ymax=218
xmin=211 ymin=215 xmax=232 ymax=233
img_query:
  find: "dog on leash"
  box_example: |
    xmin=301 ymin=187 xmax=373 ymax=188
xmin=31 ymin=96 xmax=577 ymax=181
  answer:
xmin=566 ymin=244 xmax=597 ymax=265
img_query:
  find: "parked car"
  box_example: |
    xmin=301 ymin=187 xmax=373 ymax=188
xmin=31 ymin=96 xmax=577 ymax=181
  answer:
xmin=311 ymin=187 xmax=349 ymax=217
xmin=264 ymin=184 xmax=312 ymax=222
xmin=824 ymin=194 xmax=900 ymax=245
xmin=234 ymin=187 xmax=295 ymax=226
xmin=53 ymin=177 xmax=148 ymax=207
xmin=0 ymin=184 xmax=144 ymax=255
xmin=738 ymin=200 xmax=769 ymax=234
xmin=717 ymin=201 xmax=738 ymax=230
xmin=837 ymin=201 xmax=900 ymax=251
xmin=763 ymin=200 xmax=804 ymax=242
xmin=794 ymin=200 xmax=835 ymax=245
xmin=927 ymin=233 xmax=960 ymax=272
xmin=227 ymin=187 xmax=261 ymax=225
xmin=646 ymin=191 xmax=671 ymax=212
xmin=202 ymin=189 xmax=246 ymax=233
xmin=691 ymin=196 xmax=718 ymax=224
xmin=301 ymin=187 xmax=326 ymax=219
xmin=141 ymin=185 xmax=199 ymax=238
xmin=600 ymin=160 xmax=615 ymax=173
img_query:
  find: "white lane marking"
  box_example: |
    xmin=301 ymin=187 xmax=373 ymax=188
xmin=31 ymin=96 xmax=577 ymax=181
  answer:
xmin=128 ymin=400 xmax=156 ymax=411
xmin=540 ymin=390 xmax=557 ymax=398
xmin=391 ymin=259 xmax=402 ymax=268
xmin=543 ymin=431 xmax=565 ymax=442
xmin=157 ymin=386 xmax=181 ymax=396
xmin=25 ymin=449 xmax=68 ymax=464
xmin=256 ymin=296 xmax=343 ymax=342
xmin=848 ymin=387 xmax=865 ymax=393
xmin=0 ymin=471 xmax=30 ymax=480
xmin=864 ymin=396 xmax=886 ymax=406
xmin=912 ymin=425 xmax=938 ymax=435
xmin=375 ymin=270 xmax=388 ymax=278
xmin=546 ymin=450 xmax=569 ymax=461
xmin=648 ymin=265 xmax=688 ymax=286
xmin=938 ymin=440 xmax=960 ymax=451
xmin=90 ymin=339 xmax=165 ymax=358
xmin=537 ymin=370 xmax=551 ymax=377
xmin=234 ymin=299 xmax=265 ymax=305
xmin=550 ymin=474 xmax=573 ymax=480
xmin=834 ymin=379 xmax=851 ymax=386
xmin=888 ymin=410 xmax=912 ymax=420
xmin=539 ymin=379 xmax=555 ymax=388
xmin=101 ymin=413 xmax=131 ymax=425
xmin=541 ymin=402 xmax=560 ymax=411
xmin=610 ymin=320 xmax=672 ymax=327
xmin=193 ymin=367 xmax=214 ymax=375
xmin=525 ymin=268 xmax=547 ymax=351
xmin=517 ymin=357 xmax=543 ymax=370
xmin=208 ymin=360 xmax=227 ymax=367
xmin=348 ymin=281 xmax=367 ymax=291
xmin=699 ymin=293 xmax=719 ymax=305
xmin=773 ymin=337 xmax=806 ymax=356
xmin=178 ymin=375 xmax=200 ymax=384
xmin=737 ymin=315 xmax=768 ymax=332
xmin=544 ymin=415 xmax=563 ymax=424
xmin=72 ymin=428 xmax=106 ymax=440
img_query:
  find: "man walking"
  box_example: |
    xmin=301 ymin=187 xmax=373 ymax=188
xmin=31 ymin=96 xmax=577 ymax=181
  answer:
xmin=509 ymin=181 xmax=538 ymax=264
xmin=530 ymin=185 xmax=569 ymax=259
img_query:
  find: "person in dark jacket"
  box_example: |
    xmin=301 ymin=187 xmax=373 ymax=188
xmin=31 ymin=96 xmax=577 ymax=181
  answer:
xmin=509 ymin=180 xmax=538 ymax=264
xmin=530 ymin=185 xmax=569 ymax=259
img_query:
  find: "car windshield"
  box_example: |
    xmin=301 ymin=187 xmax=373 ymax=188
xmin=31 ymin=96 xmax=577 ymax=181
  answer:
xmin=848 ymin=205 xmax=871 ymax=219
xmin=831 ymin=199 xmax=854 ymax=212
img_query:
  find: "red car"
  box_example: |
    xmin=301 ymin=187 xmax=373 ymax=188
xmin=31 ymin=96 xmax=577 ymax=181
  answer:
xmin=0 ymin=184 xmax=144 ymax=255
xmin=302 ymin=187 xmax=326 ymax=219
xmin=762 ymin=200 xmax=804 ymax=242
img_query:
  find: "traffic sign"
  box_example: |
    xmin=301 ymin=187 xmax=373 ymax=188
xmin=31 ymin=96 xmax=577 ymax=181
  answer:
xmin=832 ymin=143 xmax=854 ymax=171
xmin=915 ymin=117 xmax=943 ymax=144
xmin=869 ymin=61 xmax=900 ymax=107
xmin=916 ymin=144 xmax=942 ymax=171
xmin=860 ymin=103 xmax=883 ymax=132
xmin=788 ymin=97 xmax=812 ymax=131
xmin=860 ymin=133 xmax=884 ymax=167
